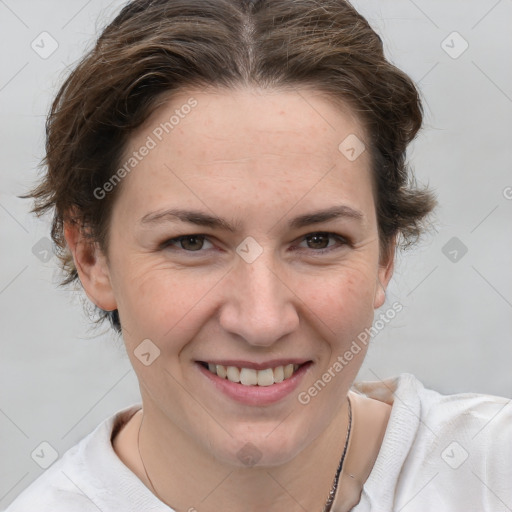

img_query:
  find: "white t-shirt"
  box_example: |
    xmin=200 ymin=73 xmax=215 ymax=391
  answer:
xmin=5 ymin=374 xmax=512 ymax=511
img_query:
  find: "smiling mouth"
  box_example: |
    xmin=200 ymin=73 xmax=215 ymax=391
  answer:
xmin=198 ymin=361 xmax=309 ymax=386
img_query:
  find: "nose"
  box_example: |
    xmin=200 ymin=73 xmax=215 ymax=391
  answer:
xmin=218 ymin=254 xmax=300 ymax=347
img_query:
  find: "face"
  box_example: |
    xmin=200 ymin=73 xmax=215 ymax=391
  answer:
xmin=74 ymin=87 xmax=393 ymax=467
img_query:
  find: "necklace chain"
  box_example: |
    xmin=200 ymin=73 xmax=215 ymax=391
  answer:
xmin=137 ymin=396 xmax=352 ymax=512
xmin=323 ymin=395 xmax=352 ymax=512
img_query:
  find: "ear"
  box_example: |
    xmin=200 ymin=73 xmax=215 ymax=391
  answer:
xmin=373 ymin=239 xmax=396 ymax=309
xmin=63 ymin=220 xmax=117 ymax=311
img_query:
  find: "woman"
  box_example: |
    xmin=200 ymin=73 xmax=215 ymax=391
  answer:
xmin=7 ymin=0 xmax=511 ymax=510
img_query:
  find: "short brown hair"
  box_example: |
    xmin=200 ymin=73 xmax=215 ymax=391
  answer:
xmin=24 ymin=0 xmax=436 ymax=333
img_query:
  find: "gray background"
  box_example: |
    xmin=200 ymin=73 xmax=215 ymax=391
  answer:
xmin=1 ymin=0 xmax=511 ymax=508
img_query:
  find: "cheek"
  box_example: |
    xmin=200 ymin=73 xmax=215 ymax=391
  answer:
xmin=303 ymin=264 xmax=377 ymax=336
xmin=111 ymin=258 xmax=225 ymax=343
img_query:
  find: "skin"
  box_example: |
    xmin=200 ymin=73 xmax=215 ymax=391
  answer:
xmin=65 ymin=86 xmax=394 ymax=511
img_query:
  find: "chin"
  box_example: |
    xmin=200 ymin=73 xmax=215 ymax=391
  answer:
xmin=209 ymin=425 xmax=311 ymax=469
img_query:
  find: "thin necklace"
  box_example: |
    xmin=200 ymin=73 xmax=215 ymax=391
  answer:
xmin=137 ymin=396 xmax=352 ymax=512
xmin=323 ymin=395 xmax=352 ymax=512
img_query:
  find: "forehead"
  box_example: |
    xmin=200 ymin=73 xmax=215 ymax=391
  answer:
xmin=114 ymin=87 xmax=374 ymax=220
xmin=140 ymin=86 xmax=366 ymax=159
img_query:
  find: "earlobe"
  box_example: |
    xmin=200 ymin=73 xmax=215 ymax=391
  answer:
xmin=63 ymin=221 xmax=117 ymax=312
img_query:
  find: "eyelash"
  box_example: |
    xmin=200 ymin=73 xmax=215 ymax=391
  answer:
xmin=160 ymin=232 xmax=349 ymax=255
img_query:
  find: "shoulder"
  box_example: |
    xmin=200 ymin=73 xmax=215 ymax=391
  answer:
xmin=407 ymin=375 xmax=512 ymax=510
xmin=355 ymin=372 xmax=512 ymax=441
xmin=5 ymin=405 xmax=143 ymax=512
xmin=5 ymin=433 xmax=105 ymax=512
xmin=4 ymin=466 xmax=100 ymax=512
xmin=400 ymin=373 xmax=512 ymax=459
xmin=352 ymin=374 xmax=512 ymax=511
xmin=413 ymin=375 xmax=512 ymax=479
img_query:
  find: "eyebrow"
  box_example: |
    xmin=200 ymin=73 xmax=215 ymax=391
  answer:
xmin=139 ymin=205 xmax=363 ymax=231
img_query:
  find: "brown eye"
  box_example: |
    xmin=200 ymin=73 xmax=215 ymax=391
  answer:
xmin=179 ymin=235 xmax=205 ymax=251
xmin=161 ymin=235 xmax=214 ymax=252
xmin=305 ymin=233 xmax=331 ymax=250
xmin=297 ymin=232 xmax=348 ymax=253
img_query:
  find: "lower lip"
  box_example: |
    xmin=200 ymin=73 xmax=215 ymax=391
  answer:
xmin=196 ymin=362 xmax=312 ymax=406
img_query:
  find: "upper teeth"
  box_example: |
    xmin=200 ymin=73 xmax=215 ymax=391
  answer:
xmin=207 ymin=363 xmax=300 ymax=386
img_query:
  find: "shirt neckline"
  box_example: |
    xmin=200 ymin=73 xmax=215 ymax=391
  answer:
xmin=88 ymin=374 xmax=422 ymax=511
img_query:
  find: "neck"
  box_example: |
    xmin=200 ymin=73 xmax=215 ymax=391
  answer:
xmin=135 ymin=398 xmax=352 ymax=512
